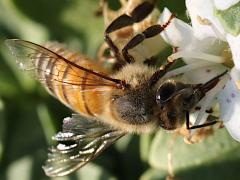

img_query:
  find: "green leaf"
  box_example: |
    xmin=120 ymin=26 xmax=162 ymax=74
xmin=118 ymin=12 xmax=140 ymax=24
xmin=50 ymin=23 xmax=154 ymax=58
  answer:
xmin=140 ymin=168 xmax=168 ymax=180
xmin=8 ymin=0 xmax=104 ymax=57
xmin=149 ymin=128 xmax=240 ymax=177
xmin=60 ymin=1 xmax=104 ymax=57
xmin=37 ymin=104 xmax=56 ymax=145
xmin=6 ymin=156 xmax=33 ymax=180
xmin=174 ymin=149 xmax=240 ymax=180
xmin=73 ymin=163 xmax=117 ymax=180
xmin=215 ymin=2 xmax=240 ymax=36
xmin=2 ymin=103 xmax=47 ymax=164
xmin=115 ymin=134 xmax=132 ymax=152
xmin=0 ymin=98 xmax=5 ymax=162
xmin=116 ymin=135 xmax=145 ymax=180
xmin=140 ymin=133 xmax=154 ymax=162
xmin=0 ymin=0 xmax=49 ymax=41
xmin=142 ymin=154 xmax=240 ymax=180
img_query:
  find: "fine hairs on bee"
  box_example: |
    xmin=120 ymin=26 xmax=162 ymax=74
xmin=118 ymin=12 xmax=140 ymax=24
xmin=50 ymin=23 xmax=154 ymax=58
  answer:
xmin=5 ymin=0 xmax=229 ymax=177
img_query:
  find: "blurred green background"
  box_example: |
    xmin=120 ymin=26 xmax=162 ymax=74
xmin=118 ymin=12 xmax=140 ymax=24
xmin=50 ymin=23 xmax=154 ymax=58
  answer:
xmin=0 ymin=0 xmax=240 ymax=180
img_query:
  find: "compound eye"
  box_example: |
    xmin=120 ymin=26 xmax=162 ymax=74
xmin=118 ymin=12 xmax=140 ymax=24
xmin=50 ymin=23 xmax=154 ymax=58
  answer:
xmin=156 ymin=82 xmax=176 ymax=105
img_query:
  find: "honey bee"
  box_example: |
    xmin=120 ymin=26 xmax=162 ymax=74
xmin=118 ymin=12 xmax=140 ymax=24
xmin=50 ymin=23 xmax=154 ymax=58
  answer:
xmin=5 ymin=39 xmax=227 ymax=177
xmin=5 ymin=0 xmax=227 ymax=177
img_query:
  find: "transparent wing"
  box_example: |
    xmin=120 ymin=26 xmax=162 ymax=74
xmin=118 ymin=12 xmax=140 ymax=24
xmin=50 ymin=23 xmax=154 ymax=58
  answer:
xmin=43 ymin=114 xmax=125 ymax=177
xmin=5 ymin=39 xmax=124 ymax=91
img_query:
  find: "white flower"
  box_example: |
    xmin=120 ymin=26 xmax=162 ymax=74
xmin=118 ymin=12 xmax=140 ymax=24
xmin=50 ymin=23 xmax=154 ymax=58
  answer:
xmin=158 ymin=1 xmax=240 ymax=142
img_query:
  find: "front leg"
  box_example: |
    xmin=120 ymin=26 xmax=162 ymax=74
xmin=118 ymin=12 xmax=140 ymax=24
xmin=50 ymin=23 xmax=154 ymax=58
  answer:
xmin=185 ymin=111 xmax=217 ymax=130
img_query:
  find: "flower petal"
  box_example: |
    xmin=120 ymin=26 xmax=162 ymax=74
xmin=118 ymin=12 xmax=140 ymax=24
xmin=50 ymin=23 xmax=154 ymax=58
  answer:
xmin=218 ymin=68 xmax=240 ymax=141
xmin=226 ymin=33 xmax=240 ymax=71
xmin=183 ymin=64 xmax=227 ymax=84
xmin=189 ymin=70 xmax=229 ymax=138
xmin=186 ymin=0 xmax=225 ymax=39
xmin=213 ymin=0 xmax=240 ymax=10
xmin=158 ymin=8 xmax=193 ymax=47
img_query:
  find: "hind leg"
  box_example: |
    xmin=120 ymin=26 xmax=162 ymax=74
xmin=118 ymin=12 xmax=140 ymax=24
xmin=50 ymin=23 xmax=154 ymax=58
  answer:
xmin=104 ymin=1 xmax=155 ymax=63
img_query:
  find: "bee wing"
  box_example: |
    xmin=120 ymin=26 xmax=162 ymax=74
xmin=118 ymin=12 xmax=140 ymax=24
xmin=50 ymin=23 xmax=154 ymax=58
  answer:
xmin=43 ymin=114 xmax=125 ymax=177
xmin=5 ymin=39 xmax=125 ymax=91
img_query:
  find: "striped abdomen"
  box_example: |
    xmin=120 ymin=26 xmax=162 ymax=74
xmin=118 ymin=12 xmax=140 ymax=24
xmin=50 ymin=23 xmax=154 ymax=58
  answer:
xmin=35 ymin=43 xmax=113 ymax=117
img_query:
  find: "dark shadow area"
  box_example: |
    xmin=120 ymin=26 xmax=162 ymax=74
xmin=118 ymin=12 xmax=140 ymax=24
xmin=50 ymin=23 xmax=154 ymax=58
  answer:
xmin=176 ymin=158 xmax=240 ymax=180
xmin=118 ymin=135 xmax=145 ymax=180
xmin=157 ymin=0 xmax=187 ymax=19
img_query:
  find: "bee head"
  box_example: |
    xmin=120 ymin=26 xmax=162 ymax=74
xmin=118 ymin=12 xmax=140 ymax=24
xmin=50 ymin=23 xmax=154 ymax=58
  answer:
xmin=155 ymin=80 xmax=199 ymax=130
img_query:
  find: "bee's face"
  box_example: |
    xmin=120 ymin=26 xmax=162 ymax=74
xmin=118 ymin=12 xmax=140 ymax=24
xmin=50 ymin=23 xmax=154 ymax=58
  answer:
xmin=155 ymin=80 xmax=196 ymax=130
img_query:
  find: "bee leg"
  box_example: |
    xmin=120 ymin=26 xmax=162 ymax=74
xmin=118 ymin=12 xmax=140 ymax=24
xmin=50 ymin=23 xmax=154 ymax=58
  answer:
xmin=104 ymin=1 xmax=155 ymax=63
xmin=122 ymin=13 xmax=175 ymax=63
xmin=97 ymin=42 xmax=123 ymax=71
xmin=185 ymin=111 xmax=217 ymax=130
xmin=148 ymin=54 xmax=177 ymax=87
xmin=186 ymin=111 xmax=191 ymax=129
xmin=105 ymin=1 xmax=155 ymax=34
xmin=104 ymin=34 xmax=126 ymax=64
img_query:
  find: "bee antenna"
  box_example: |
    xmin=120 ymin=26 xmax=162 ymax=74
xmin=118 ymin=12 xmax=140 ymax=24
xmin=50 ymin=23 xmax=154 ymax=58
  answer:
xmin=194 ymin=70 xmax=228 ymax=97
xmin=149 ymin=60 xmax=176 ymax=87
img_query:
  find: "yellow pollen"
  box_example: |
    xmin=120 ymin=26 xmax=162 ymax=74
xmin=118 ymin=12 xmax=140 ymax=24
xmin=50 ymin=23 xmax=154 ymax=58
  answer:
xmin=221 ymin=46 xmax=234 ymax=68
xmin=197 ymin=15 xmax=212 ymax=25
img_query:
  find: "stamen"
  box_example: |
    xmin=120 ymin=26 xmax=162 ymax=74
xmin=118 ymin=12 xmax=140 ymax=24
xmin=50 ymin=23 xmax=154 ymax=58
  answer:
xmin=197 ymin=15 xmax=211 ymax=26
xmin=168 ymin=51 xmax=225 ymax=64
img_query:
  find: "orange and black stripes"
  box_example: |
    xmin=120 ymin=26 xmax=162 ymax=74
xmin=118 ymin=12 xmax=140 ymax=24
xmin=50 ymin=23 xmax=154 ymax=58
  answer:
xmin=81 ymin=71 xmax=94 ymax=116
xmin=35 ymin=42 xmax=114 ymax=118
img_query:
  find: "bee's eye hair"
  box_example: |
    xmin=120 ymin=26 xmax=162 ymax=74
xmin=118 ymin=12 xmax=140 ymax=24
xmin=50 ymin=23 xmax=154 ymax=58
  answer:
xmin=156 ymin=83 xmax=176 ymax=104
